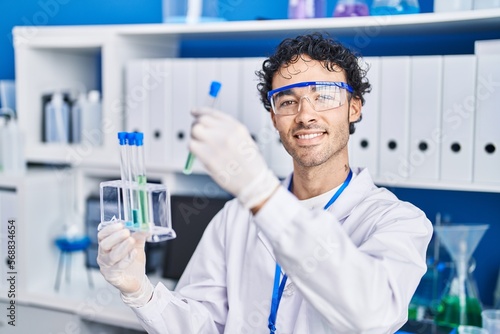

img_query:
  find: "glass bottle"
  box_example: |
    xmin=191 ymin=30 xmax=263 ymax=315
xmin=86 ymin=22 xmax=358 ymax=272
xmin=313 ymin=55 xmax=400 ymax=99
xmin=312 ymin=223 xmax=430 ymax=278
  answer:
xmin=333 ymin=0 xmax=369 ymax=17
xmin=433 ymin=225 xmax=489 ymax=330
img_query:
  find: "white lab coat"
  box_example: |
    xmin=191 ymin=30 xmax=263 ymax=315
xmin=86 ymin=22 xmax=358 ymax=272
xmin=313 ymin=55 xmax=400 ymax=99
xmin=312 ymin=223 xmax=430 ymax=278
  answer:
xmin=132 ymin=167 xmax=433 ymax=333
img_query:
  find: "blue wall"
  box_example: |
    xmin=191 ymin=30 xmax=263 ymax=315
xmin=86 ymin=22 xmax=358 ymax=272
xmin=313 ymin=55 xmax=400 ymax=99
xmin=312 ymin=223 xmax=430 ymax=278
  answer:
xmin=1 ymin=0 xmax=499 ymax=306
xmin=0 ymin=0 xmax=441 ymax=80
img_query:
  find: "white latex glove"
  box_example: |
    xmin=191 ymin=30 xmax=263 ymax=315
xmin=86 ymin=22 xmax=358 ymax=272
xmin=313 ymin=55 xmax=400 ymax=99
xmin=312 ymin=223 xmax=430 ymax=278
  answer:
xmin=97 ymin=223 xmax=153 ymax=308
xmin=190 ymin=107 xmax=280 ymax=209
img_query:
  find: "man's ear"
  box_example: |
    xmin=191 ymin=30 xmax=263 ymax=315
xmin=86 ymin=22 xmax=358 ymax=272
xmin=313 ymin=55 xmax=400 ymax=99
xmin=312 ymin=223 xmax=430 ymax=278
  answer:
xmin=349 ymin=98 xmax=362 ymax=123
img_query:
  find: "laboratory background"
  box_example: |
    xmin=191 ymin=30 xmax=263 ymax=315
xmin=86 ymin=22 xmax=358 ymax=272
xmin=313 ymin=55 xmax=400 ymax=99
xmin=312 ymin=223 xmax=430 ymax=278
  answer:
xmin=0 ymin=0 xmax=500 ymax=333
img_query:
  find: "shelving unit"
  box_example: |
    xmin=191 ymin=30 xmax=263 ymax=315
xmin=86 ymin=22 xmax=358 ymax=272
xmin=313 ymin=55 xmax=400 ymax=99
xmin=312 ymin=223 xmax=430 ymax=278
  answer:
xmin=12 ymin=8 xmax=500 ymax=191
xmin=114 ymin=8 xmax=500 ymax=36
xmin=0 ymin=168 xmax=178 ymax=333
xmin=5 ymin=10 xmax=500 ymax=331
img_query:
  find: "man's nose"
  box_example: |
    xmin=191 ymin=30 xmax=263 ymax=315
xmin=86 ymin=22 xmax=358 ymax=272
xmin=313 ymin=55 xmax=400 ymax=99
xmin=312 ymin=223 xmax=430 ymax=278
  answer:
xmin=296 ymin=96 xmax=317 ymax=123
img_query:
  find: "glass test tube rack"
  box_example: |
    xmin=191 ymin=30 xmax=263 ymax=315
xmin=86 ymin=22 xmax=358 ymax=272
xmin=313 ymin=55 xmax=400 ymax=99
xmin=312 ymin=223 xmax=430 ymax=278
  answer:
xmin=98 ymin=180 xmax=176 ymax=243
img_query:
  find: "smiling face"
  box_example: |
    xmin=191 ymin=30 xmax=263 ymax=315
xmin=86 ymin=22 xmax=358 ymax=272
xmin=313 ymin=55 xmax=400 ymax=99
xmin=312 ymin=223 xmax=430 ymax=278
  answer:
xmin=270 ymin=55 xmax=361 ymax=171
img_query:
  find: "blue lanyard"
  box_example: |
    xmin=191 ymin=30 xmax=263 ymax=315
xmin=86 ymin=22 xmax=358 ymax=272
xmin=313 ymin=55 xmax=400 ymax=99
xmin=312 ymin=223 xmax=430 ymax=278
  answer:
xmin=267 ymin=169 xmax=353 ymax=334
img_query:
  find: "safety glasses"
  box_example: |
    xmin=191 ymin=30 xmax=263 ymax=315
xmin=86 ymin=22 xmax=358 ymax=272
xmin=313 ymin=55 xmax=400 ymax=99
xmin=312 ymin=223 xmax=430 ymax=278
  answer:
xmin=267 ymin=81 xmax=353 ymax=115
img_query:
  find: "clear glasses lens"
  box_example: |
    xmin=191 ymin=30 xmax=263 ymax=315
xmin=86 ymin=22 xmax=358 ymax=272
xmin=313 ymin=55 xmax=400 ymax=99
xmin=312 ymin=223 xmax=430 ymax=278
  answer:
xmin=271 ymin=84 xmax=348 ymax=115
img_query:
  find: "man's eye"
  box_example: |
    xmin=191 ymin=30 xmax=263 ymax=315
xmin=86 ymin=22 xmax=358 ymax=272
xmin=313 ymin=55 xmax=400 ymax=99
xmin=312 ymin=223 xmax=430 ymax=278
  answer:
xmin=279 ymin=99 xmax=297 ymax=108
xmin=317 ymin=94 xmax=335 ymax=101
xmin=319 ymin=94 xmax=335 ymax=100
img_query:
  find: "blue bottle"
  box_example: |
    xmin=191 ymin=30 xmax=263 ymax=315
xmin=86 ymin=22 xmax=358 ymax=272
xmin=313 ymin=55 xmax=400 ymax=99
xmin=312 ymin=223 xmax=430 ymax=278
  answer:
xmin=288 ymin=0 xmax=327 ymax=19
xmin=371 ymin=0 xmax=420 ymax=15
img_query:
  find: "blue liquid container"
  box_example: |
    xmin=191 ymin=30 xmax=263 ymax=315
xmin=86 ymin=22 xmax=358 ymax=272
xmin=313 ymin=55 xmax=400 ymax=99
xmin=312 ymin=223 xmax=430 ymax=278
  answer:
xmin=288 ymin=0 xmax=327 ymax=19
xmin=371 ymin=0 xmax=420 ymax=15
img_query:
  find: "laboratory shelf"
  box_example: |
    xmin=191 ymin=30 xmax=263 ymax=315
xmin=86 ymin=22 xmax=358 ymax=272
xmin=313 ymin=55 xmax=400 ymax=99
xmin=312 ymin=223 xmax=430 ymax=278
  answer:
xmin=5 ymin=11 xmax=500 ymax=332
xmin=0 ymin=269 xmax=176 ymax=332
xmin=115 ymin=8 xmax=500 ymax=38
xmin=10 ymin=9 xmax=500 ymax=194
xmin=13 ymin=8 xmax=500 ymax=39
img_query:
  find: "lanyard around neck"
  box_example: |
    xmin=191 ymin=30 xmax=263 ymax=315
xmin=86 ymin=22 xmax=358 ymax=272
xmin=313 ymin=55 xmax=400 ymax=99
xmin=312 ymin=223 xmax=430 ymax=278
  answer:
xmin=267 ymin=169 xmax=353 ymax=334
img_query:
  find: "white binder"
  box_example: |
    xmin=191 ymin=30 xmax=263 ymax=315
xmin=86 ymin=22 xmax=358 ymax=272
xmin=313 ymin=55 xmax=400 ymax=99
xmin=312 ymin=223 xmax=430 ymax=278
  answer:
xmin=240 ymin=57 xmax=271 ymax=162
xmin=147 ymin=59 xmax=173 ymax=168
xmin=218 ymin=58 xmax=241 ymax=121
xmin=171 ymin=59 xmax=197 ymax=171
xmin=440 ymin=55 xmax=476 ymax=183
xmin=125 ymin=60 xmax=149 ymax=135
xmin=256 ymin=65 xmax=293 ymax=179
xmin=190 ymin=58 xmax=240 ymax=173
xmin=195 ymin=58 xmax=220 ymax=107
xmin=351 ymin=57 xmax=380 ymax=177
xmin=474 ymin=55 xmax=500 ymax=184
xmin=475 ymin=39 xmax=500 ymax=55
xmin=378 ymin=56 xmax=411 ymax=183
xmin=409 ymin=56 xmax=443 ymax=180
xmin=194 ymin=58 xmax=240 ymax=119
xmin=268 ymin=121 xmax=293 ymax=179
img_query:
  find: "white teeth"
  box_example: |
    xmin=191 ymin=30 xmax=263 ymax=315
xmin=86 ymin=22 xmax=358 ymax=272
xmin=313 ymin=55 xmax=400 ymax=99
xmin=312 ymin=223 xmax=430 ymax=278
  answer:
xmin=297 ymin=133 xmax=322 ymax=140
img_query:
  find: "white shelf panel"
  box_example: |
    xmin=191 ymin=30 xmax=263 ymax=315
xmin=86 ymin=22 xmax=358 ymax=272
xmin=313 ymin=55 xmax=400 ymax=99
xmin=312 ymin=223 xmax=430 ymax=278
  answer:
xmin=11 ymin=10 xmax=500 ymax=194
xmin=115 ymin=9 xmax=500 ymax=38
xmin=12 ymin=9 xmax=500 ymax=44
xmin=28 ymin=42 xmax=103 ymax=50
xmin=0 ymin=270 xmax=176 ymax=331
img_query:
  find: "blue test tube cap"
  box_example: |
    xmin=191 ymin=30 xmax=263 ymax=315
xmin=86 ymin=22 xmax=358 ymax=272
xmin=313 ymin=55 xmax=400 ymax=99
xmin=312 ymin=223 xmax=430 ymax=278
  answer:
xmin=209 ymin=81 xmax=222 ymax=98
xmin=126 ymin=132 xmax=136 ymax=145
xmin=118 ymin=132 xmax=127 ymax=145
xmin=135 ymin=132 xmax=144 ymax=146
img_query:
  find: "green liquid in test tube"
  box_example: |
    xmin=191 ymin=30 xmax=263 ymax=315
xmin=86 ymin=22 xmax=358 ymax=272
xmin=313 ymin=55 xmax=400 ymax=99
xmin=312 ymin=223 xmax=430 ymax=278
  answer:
xmin=183 ymin=81 xmax=222 ymax=175
xmin=117 ymin=132 xmax=133 ymax=227
xmin=126 ymin=132 xmax=141 ymax=228
xmin=134 ymin=132 xmax=150 ymax=229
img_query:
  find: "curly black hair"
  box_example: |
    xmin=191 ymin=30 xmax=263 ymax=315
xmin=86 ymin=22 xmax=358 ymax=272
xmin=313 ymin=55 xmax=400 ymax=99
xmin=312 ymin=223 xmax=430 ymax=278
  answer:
xmin=256 ymin=32 xmax=371 ymax=134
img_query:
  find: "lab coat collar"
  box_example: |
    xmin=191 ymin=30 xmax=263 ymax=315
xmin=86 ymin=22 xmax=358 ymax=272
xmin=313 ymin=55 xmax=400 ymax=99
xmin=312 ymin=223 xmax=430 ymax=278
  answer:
xmin=328 ymin=167 xmax=376 ymax=222
xmin=280 ymin=167 xmax=376 ymax=223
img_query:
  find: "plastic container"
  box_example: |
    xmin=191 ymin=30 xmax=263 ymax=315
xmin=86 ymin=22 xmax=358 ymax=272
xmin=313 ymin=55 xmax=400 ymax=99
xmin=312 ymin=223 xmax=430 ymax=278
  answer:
xmin=288 ymin=0 xmax=327 ymax=19
xmin=334 ymin=0 xmax=369 ymax=17
xmin=44 ymin=92 xmax=70 ymax=143
xmin=315 ymin=0 xmax=327 ymax=17
xmin=457 ymin=325 xmax=489 ymax=334
xmin=81 ymin=90 xmax=102 ymax=146
xmin=163 ymin=0 xmax=222 ymax=23
xmin=371 ymin=0 xmax=420 ymax=15
xmin=0 ymin=112 xmax=26 ymax=174
xmin=71 ymin=92 xmax=85 ymax=144
xmin=98 ymin=180 xmax=176 ymax=243
xmin=482 ymin=309 xmax=500 ymax=334
xmin=474 ymin=0 xmax=500 ymax=9
xmin=434 ymin=0 xmax=472 ymax=12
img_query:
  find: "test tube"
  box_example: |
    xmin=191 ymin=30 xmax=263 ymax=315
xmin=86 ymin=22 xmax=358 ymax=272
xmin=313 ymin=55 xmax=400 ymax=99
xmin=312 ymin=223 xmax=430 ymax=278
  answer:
xmin=134 ymin=132 xmax=150 ymax=229
xmin=183 ymin=80 xmax=222 ymax=175
xmin=126 ymin=132 xmax=142 ymax=228
xmin=117 ymin=132 xmax=132 ymax=226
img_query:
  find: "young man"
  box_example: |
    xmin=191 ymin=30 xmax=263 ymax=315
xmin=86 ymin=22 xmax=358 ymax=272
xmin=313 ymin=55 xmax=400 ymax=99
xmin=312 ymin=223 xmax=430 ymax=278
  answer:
xmin=97 ymin=33 xmax=433 ymax=333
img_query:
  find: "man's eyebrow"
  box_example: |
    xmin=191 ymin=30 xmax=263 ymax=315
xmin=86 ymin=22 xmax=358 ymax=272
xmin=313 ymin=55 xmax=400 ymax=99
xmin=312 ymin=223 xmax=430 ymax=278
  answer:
xmin=275 ymin=89 xmax=295 ymax=98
